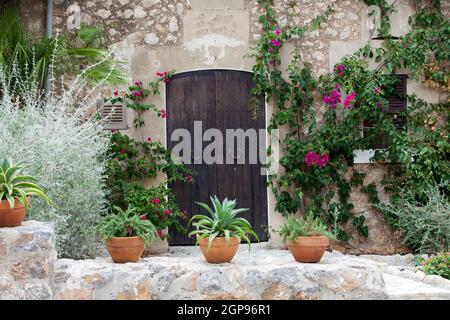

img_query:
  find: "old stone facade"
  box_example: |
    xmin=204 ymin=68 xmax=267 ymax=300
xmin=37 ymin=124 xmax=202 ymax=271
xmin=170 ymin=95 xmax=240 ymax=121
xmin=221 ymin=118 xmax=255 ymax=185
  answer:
xmin=19 ymin=0 xmax=446 ymax=254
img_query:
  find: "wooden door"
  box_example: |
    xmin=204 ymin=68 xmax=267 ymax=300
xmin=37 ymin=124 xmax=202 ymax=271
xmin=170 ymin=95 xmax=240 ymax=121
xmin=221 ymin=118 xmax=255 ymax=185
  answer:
xmin=166 ymin=70 xmax=267 ymax=244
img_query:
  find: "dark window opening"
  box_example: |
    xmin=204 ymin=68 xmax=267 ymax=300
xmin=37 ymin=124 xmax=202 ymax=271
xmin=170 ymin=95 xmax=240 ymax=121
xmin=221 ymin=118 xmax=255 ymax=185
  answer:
xmin=363 ymin=74 xmax=408 ymax=149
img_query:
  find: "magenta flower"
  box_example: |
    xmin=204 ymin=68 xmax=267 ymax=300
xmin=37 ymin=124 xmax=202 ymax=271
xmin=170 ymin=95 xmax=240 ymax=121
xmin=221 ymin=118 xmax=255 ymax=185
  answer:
xmin=304 ymin=151 xmax=330 ymax=168
xmin=113 ymin=89 xmax=118 ymax=96
xmin=268 ymin=47 xmax=273 ymax=53
xmin=374 ymin=87 xmax=381 ymax=94
xmin=275 ymin=28 xmax=282 ymax=35
xmin=270 ymin=39 xmax=281 ymax=47
xmin=160 ymin=109 xmax=168 ymax=118
xmin=134 ymin=81 xmax=142 ymax=87
xmin=376 ymin=101 xmax=382 ymax=108
xmin=343 ymin=92 xmax=357 ymax=109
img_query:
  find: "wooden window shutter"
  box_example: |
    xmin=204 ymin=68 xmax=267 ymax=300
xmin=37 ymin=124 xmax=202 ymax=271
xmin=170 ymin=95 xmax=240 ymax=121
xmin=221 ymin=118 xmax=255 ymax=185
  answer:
xmin=386 ymin=74 xmax=407 ymax=130
xmin=97 ymin=100 xmax=128 ymax=130
xmin=363 ymin=74 xmax=408 ymax=148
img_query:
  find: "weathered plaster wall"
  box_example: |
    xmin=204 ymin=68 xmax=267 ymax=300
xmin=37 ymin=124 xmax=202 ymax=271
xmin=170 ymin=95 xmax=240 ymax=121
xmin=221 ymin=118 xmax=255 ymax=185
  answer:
xmin=21 ymin=0 xmax=445 ymax=254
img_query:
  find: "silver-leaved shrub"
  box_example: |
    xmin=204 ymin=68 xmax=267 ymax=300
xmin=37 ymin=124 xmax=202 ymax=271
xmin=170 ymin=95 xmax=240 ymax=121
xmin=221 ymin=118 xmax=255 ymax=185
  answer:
xmin=0 ymin=68 xmax=110 ymax=259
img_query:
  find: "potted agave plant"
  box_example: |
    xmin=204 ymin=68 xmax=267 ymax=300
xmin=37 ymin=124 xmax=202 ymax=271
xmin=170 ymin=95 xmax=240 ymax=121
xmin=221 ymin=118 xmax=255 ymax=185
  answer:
xmin=0 ymin=159 xmax=52 ymax=227
xmin=97 ymin=206 xmax=157 ymax=263
xmin=279 ymin=214 xmax=336 ymax=263
xmin=188 ymin=196 xmax=259 ymax=264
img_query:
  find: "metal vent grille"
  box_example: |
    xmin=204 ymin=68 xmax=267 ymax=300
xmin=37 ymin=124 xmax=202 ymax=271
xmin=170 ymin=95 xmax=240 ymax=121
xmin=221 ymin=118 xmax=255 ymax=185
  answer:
xmin=97 ymin=100 xmax=128 ymax=130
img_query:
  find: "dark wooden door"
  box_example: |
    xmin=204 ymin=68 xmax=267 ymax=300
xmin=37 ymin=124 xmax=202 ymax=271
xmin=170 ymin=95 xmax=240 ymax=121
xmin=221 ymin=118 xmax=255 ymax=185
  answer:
xmin=166 ymin=70 xmax=268 ymax=245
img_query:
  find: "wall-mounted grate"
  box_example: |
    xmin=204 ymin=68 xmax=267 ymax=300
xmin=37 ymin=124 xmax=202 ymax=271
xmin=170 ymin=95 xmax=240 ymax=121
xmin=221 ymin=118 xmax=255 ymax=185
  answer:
xmin=97 ymin=99 xmax=128 ymax=130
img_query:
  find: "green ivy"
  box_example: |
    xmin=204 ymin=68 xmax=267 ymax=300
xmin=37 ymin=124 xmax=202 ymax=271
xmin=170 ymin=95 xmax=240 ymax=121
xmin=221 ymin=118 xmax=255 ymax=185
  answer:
xmin=250 ymin=0 xmax=449 ymax=245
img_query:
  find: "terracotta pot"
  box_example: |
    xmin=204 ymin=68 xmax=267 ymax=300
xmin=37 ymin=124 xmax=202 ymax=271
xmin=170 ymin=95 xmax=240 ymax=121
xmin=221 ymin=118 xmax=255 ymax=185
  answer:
xmin=198 ymin=236 xmax=239 ymax=264
xmin=0 ymin=197 xmax=30 ymax=227
xmin=106 ymin=236 xmax=145 ymax=263
xmin=287 ymin=235 xmax=329 ymax=263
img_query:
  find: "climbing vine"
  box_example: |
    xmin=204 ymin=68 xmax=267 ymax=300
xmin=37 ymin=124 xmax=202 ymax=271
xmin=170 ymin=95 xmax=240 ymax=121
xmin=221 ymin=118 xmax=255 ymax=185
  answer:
xmin=250 ymin=0 xmax=449 ymax=242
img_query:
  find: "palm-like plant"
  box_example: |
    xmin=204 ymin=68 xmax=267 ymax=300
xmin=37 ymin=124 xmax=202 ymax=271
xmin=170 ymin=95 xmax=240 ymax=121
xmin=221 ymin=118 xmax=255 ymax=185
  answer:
xmin=97 ymin=206 xmax=157 ymax=246
xmin=0 ymin=159 xmax=51 ymax=209
xmin=188 ymin=196 xmax=259 ymax=250
xmin=0 ymin=8 xmax=126 ymax=94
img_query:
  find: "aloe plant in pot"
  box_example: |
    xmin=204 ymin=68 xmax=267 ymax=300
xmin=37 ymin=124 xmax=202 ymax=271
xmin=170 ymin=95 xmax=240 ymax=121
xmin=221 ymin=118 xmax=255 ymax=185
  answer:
xmin=97 ymin=206 xmax=158 ymax=263
xmin=279 ymin=214 xmax=336 ymax=263
xmin=188 ymin=196 xmax=259 ymax=264
xmin=0 ymin=159 xmax=52 ymax=227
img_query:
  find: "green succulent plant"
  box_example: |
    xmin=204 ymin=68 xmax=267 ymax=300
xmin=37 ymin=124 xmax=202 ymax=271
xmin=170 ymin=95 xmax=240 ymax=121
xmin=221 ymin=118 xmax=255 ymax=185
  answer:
xmin=278 ymin=214 xmax=337 ymax=244
xmin=0 ymin=159 xmax=52 ymax=209
xmin=96 ymin=206 xmax=157 ymax=246
xmin=188 ymin=196 xmax=259 ymax=251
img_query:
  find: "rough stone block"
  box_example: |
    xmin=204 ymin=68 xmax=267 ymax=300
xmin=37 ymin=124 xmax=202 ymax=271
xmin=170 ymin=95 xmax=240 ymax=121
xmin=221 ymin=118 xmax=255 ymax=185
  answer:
xmin=0 ymin=221 xmax=56 ymax=300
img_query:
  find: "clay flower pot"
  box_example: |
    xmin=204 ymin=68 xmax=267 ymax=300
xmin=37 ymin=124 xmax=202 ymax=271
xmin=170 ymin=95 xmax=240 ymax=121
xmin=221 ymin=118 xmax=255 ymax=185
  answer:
xmin=287 ymin=235 xmax=329 ymax=263
xmin=0 ymin=197 xmax=30 ymax=227
xmin=106 ymin=236 xmax=145 ymax=263
xmin=198 ymin=236 xmax=239 ymax=264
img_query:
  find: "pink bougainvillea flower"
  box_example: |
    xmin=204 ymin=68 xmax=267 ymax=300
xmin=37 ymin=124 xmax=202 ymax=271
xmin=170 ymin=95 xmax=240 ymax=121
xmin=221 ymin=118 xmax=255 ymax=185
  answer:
xmin=133 ymin=90 xmax=143 ymax=97
xmin=186 ymin=175 xmax=193 ymax=183
xmin=304 ymin=151 xmax=330 ymax=168
xmin=160 ymin=109 xmax=168 ymax=118
xmin=268 ymin=47 xmax=273 ymax=53
xmin=323 ymin=95 xmax=331 ymax=104
xmin=134 ymin=81 xmax=143 ymax=87
xmin=156 ymin=71 xmax=167 ymax=77
xmin=149 ymin=198 xmax=161 ymax=204
xmin=334 ymin=83 xmax=341 ymax=89
xmin=163 ymin=209 xmax=172 ymax=216
xmin=270 ymin=39 xmax=281 ymax=47
xmin=139 ymin=214 xmax=147 ymax=221
xmin=376 ymin=101 xmax=382 ymax=108
xmin=147 ymin=137 xmax=152 ymax=142
xmin=275 ymin=28 xmax=282 ymax=35
xmin=111 ymin=129 xmax=116 ymax=133
xmin=335 ymin=65 xmax=344 ymax=76
xmin=113 ymin=89 xmax=119 ymax=96
xmin=156 ymin=230 xmax=164 ymax=238
xmin=374 ymin=87 xmax=381 ymax=94
xmin=119 ymin=149 xmax=125 ymax=155
xmin=343 ymin=92 xmax=357 ymax=109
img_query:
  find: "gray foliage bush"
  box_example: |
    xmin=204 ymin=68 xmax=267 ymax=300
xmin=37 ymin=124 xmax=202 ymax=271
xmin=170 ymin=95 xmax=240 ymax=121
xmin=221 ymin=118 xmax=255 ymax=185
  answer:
xmin=0 ymin=68 xmax=110 ymax=259
xmin=376 ymin=183 xmax=450 ymax=254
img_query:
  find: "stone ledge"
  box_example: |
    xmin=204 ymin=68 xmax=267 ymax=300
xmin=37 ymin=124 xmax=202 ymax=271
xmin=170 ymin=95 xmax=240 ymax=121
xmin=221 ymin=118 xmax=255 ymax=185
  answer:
xmin=0 ymin=221 xmax=56 ymax=300
xmin=53 ymin=246 xmax=388 ymax=300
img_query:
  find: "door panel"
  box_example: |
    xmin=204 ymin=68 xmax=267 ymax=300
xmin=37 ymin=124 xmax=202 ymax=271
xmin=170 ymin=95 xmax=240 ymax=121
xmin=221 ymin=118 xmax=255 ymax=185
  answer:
xmin=166 ymin=70 xmax=267 ymax=245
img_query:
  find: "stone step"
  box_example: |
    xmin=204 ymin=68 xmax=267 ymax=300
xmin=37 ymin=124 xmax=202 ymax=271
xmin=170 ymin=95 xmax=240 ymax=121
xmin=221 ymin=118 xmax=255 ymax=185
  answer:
xmin=383 ymin=273 xmax=450 ymax=300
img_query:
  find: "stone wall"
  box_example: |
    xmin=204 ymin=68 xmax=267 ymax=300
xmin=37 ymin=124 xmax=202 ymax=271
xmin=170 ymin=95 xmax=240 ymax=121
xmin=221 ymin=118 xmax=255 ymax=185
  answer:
xmin=2 ymin=222 xmax=449 ymax=300
xmin=18 ymin=0 xmax=446 ymax=254
xmin=0 ymin=221 xmax=56 ymax=299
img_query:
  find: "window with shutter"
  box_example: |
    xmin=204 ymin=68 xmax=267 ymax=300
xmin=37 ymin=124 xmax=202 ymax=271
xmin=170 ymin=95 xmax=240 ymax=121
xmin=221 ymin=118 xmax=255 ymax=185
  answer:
xmin=362 ymin=74 xmax=407 ymax=148
xmin=96 ymin=100 xmax=128 ymax=130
